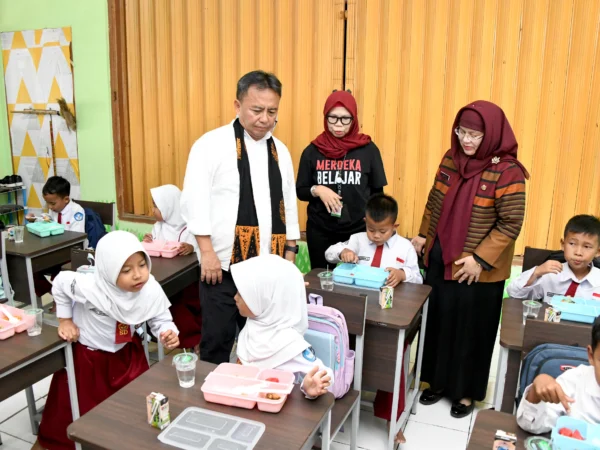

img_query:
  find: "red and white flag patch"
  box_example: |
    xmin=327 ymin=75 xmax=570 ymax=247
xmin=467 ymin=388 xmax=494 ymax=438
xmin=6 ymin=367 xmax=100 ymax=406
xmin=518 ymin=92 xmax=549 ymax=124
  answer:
xmin=396 ymin=257 xmax=405 ymax=264
xmin=593 ymin=293 xmax=600 ymax=298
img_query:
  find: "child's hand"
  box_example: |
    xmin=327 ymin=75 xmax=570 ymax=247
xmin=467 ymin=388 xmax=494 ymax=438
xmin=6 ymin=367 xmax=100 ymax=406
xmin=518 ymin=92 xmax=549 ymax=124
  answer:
xmin=26 ymin=213 xmax=36 ymax=223
xmin=528 ymin=374 xmax=575 ymax=412
xmin=302 ymin=366 xmax=331 ymax=398
xmin=385 ymin=267 xmax=406 ymax=287
xmin=178 ymin=243 xmax=195 ymax=256
xmin=143 ymin=233 xmax=153 ymax=243
xmin=58 ymin=318 xmax=80 ymax=343
xmin=340 ymin=249 xmax=358 ymax=263
xmin=534 ymin=260 xmax=563 ymax=279
xmin=160 ymin=330 xmax=179 ymax=349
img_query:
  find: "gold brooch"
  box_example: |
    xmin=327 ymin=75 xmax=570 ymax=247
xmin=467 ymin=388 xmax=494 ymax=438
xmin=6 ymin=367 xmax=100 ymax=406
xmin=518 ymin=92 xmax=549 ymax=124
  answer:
xmin=481 ymin=185 xmax=487 ymax=191
xmin=491 ymin=156 xmax=500 ymax=164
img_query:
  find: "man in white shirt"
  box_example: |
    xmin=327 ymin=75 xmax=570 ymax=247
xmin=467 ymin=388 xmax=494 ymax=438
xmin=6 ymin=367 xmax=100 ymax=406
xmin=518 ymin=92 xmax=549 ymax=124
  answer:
xmin=517 ymin=315 xmax=600 ymax=434
xmin=181 ymin=70 xmax=300 ymax=364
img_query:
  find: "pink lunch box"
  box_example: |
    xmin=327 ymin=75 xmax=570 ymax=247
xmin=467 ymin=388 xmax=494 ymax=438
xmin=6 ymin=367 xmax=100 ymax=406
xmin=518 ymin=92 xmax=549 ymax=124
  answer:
xmin=201 ymin=363 xmax=296 ymax=413
xmin=142 ymin=240 xmax=180 ymax=258
xmin=0 ymin=305 xmax=35 ymax=333
xmin=0 ymin=319 xmax=16 ymax=340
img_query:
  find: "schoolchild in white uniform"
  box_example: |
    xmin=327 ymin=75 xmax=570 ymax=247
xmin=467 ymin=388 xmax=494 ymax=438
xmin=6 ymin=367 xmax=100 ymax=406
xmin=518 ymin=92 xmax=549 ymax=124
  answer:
xmin=144 ymin=184 xmax=202 ymax=350
xmin=230 ymin=254 xmax=333 ymax=399
xmin=34 ymin=231 xmax=179 ymax=450
xmin=507 ymin=215 xmax=600 ymax=302
xmin=325 ymin=193 xmax=423 ymax=287
xmin=517 ymin=315 xmax=600 ymax=434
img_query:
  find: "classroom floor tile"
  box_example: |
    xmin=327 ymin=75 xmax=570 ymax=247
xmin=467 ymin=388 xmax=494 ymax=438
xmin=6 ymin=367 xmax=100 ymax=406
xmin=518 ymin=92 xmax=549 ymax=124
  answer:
xmin=401 ymin=420 xmax=469 ymax=450
xmin=0 ymin=433 xmax=32 ymax=450
xmin=0 ymin=397 xmax=46 ymax=444
xmin=410 ymin=397 xmax=472 ymax=433
xmin=333 ymin=410 xmax=389 ymax=448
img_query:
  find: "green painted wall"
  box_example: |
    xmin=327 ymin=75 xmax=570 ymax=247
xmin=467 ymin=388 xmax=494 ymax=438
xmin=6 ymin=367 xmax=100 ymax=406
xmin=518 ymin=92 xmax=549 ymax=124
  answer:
xmin=0 ymin=0 xmax=151 ymax=235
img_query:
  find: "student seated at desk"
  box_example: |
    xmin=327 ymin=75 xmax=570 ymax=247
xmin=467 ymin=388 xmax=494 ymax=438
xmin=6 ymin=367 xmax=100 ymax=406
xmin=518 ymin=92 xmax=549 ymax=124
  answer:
xmin=144 ymin=184 xmax=202 ymax=351
xmin=33 ymin=231 xmax=179 ymax=450
xmin=507 ymin=215 xmax=600 ymax=302
xmin=26 ymin=176 xmax=87 ymax=299
xmin=517 ymin=315 xmax=600 ymax=434
xmin=325 ymin=193 xmax=423 ymax=287
xmin=231 ymin=254 xmax=333 ymax=399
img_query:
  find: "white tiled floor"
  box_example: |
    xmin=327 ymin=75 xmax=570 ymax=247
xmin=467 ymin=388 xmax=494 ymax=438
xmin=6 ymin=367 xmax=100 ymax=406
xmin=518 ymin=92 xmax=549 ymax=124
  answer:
xmin=0 ymin=336 xmax=501 ymax=450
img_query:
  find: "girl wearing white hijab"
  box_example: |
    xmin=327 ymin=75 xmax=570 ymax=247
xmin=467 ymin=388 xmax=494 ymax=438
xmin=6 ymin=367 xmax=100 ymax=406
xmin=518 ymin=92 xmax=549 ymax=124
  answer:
xmin=144 ymin=184 xmax=202 ymax=351
xmin=35 ymin=231 xmax=179 ymax=450
xmin=144 ymin=184 xmax=197 ymax=256
xmin=230 ymin=254 xmax=333 ymax=399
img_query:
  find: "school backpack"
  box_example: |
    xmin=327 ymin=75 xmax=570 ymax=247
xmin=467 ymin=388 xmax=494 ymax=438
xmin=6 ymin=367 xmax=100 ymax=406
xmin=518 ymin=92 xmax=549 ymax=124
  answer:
xmin=304 ymin=293 xmax=355 ymax=399
xmin=83 ymin=207 xmax=107 ymax=249
xmin=517 ymin=343 xmax=589 ymax=406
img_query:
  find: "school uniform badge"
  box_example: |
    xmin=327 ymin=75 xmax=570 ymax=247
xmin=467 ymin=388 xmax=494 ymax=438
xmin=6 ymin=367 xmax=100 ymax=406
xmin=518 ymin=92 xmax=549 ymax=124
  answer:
xmin=303 ymin=347 xmax=317 ymax=362
xmin=74 ymin=212 xmax=84 ymax=221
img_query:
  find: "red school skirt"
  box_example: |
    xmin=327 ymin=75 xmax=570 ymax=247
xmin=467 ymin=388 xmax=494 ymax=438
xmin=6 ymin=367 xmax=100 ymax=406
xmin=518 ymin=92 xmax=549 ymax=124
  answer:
xmin=37 ymin=337 xmax=149 ymax=450
xmin=373 ymin=341 xmax=408 ymax=421
xmin=169 ymin=283 xmax=202 ymax=349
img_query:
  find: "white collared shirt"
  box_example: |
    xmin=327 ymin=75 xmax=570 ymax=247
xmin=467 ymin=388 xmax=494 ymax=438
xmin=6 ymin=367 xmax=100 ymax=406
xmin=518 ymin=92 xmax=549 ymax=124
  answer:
xmin=48 ymin=200 xmax=85 ymax=233
xmin=325 ymin=232 xmax=423 ymax=284
xmin=506 ymin=263 xmax=600 ymax=302
xmin=181 ymin=121 xmax=300 ymax=270
xmin=53 ymin=273 xmax=178 ymax=353
xmin=517 ymin=365 xmax=600 ymax=434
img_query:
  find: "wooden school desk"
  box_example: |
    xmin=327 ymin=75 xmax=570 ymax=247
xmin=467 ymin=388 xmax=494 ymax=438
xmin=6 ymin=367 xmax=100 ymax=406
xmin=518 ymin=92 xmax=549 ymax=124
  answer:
xmin=68 ymin=357 xmax=335 ymax=450
xmin=0 ymin=325 xmax=81 ymax=450
xmin=467 ymin=409 xmax=534 ymax=450
xmin=493 ymin=297 xmax=591 ymax=413
xmin=304 ymin=269 xmax=431 ymax=450
xmin=5 ymin=231 xmax=87 ymax=308
xmin=150 ymin=253 xmax=199 ymax=297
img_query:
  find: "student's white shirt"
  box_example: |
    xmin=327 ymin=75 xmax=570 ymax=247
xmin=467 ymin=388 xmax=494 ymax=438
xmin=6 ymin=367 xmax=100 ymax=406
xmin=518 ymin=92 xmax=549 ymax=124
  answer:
xmin=181 ymin=121 xmax=300 ymax=270
xmin=506 ymin=263 xmax=600 ymax=303
xmin=270 ymin=348 xmax=334 ymax=399
xmin=517 ymin=365 xmax=600 ymax=434
xmin=53 ymin=273 xmax=178 ymax=353
xmin=151 ymin=223 xmax=197 ymax=249
xmin=48 ymin=201 xmax=86 ymax=233
xmin=325 ymin=232 xmax=423 ymax=284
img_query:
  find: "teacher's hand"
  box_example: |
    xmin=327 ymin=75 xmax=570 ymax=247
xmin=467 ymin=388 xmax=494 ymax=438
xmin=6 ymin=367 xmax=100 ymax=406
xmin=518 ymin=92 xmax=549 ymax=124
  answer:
xmin=201 ymin=250 xmax=223 ymax=285
xmin=314 ymin=186 xmax=342 ymax=214
xmin=411 ymin=235 xmax=426 ymax=255
xmin=454 ymin=255 xmax=482 ymax=285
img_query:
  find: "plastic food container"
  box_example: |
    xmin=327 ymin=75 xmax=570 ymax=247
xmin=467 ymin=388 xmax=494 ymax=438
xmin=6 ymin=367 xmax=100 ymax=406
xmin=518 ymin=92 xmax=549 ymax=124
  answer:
xmin=551 ymin=416 xmax=600 ymax=450
xmin=142 ymin=240 xmax=180 ymax=258
xmin=0 ymin=305 xmax=35 ymax=333
xmin=158 ymin=407 xmax=265 ymax=449
xmin=26 ymin=222 xmax=65 ymax=237
xmin=550 ymin=296 xmax=600 ymax=324
xmin=201 ymin=363 xmax=295 ymax=413
xmin=332 ymin=263 xmax=388 ymax=289
xmin=0 ymin=319 xmax=16 ymax=340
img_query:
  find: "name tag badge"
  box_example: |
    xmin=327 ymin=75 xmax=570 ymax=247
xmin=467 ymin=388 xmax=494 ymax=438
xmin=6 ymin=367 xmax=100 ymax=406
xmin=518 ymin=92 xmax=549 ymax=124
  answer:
xmin=331 ymin=202 xmax=343 ymax=218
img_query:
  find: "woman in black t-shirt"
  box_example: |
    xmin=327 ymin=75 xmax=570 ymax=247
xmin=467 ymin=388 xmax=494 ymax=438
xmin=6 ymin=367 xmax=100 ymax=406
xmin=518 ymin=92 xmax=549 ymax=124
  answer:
xmin=296 ymin=90 xmax=388 ymax=270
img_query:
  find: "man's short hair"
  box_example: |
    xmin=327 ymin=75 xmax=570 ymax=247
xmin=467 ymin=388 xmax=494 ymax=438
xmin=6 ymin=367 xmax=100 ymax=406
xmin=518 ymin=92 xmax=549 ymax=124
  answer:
xmin=236 ymin=70 xmax=282 ymax=101
xmin=42 ymin=176 xmax=70 ymax=198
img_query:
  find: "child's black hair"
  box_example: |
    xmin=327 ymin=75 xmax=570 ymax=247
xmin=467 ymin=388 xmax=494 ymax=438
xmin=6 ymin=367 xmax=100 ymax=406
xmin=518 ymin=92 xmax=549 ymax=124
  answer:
xmin=365 ymin=193 xmax=398 ymax=223
xmin=593 ymin=315 xmax=600 ymax=351
xmin=42 ymin=176 xmax=70 ymax=198
xmin=564 ymin=214 xmax=600 ymax=241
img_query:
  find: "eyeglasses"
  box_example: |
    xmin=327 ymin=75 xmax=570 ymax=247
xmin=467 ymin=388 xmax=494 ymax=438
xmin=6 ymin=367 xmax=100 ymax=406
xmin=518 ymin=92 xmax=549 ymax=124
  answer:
xmin=327 ymin=115 xmax=353 ymax=125
xmin=455 ymin=127 xmax=484 ymax=142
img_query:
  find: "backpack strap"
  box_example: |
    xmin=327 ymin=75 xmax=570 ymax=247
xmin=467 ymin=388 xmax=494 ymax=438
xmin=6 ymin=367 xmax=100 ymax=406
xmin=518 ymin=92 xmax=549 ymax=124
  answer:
xmin=308 ymin=293 xmax=323 ymax=306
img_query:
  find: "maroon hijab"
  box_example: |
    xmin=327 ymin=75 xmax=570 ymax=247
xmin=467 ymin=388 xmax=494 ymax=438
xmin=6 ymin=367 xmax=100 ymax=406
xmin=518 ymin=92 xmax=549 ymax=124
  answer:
xmin=312 ymin=91 xmax=371 ymax=159
xmin=435 ymin=100 xmax=529 ymax=277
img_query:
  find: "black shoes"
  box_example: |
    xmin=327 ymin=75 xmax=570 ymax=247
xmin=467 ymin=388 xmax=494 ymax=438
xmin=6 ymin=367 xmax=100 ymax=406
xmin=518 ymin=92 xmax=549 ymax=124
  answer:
xmin=450 ymin=400 xmax=474 ymax=418
xmin=419 ymin=388 xmax=444 ymax=405
xmin=0 ymin=175 xmax=23 ymax=188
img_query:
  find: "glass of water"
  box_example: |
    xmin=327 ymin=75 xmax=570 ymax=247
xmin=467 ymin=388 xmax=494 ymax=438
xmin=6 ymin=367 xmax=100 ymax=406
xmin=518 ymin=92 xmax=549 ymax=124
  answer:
xmin=522 ymin=300 xmax=542 ymax=325
xmin=172 ymin=352 xmax=198 ymax=388
xmin=13 ymin=226 xmax=24 ymax=244
xmin=318 ymin=271 xmax=334 ymax=291
xmin=23 ymin=307 xmax=44 ymax=336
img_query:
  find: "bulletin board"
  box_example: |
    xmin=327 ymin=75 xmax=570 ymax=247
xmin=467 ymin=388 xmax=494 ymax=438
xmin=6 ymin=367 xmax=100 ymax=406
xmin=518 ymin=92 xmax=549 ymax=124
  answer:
xmin=1 ymin=27 xmax=79 ymax=213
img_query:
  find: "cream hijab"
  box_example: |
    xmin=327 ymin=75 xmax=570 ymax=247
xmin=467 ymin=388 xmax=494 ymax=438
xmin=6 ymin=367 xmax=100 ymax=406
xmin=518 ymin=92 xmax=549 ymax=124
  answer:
xmin=151 ymin=185 xmax=187 ymax=242
xmin=75 ymin=231 xmax=171 ymax=324
xmin=231 ymin=255 xmax=310 ymax=369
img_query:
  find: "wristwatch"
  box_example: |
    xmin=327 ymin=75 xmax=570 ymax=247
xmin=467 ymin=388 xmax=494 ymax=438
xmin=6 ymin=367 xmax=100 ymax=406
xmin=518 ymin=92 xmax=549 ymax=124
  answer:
xmin=310 ymin=185 xmax=318 ymax=197
xmin=285 ymin=245 xmax=299 ymax=254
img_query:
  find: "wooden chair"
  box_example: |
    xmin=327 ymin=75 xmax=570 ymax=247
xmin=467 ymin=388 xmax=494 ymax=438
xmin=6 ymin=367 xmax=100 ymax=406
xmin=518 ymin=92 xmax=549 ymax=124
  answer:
xmin=522 ymin=246 xmax=555 ymax=272
xmin=522 ymin=319 xmax=591 ymax=357
xmin=305 ymin=287 xmax=368 ymax=450
xmin=75 ymin=200 xmax=116 ymax=231
xmin=0 ymin=231 xmax=14 ymax=305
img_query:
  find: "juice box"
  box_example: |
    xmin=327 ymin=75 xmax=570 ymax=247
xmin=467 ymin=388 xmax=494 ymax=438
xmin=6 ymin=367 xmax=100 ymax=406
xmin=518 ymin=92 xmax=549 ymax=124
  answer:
xmin=544 ymin=306 xmax=562 ymax=323
xmin=146 ymin=392 xmax=170 ymax=430
xmin=379 ymin=286 xmax=394 ymax=309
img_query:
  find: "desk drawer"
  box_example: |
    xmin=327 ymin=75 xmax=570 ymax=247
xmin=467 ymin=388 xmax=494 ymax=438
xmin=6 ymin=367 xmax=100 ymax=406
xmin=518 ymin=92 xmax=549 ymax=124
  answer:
xmin=32 ymin=245 xmax=82 ymax=273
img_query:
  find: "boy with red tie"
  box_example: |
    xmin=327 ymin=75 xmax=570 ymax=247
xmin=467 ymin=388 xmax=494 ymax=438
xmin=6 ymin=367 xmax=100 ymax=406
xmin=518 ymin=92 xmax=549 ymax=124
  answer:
xmin=507 ymin=215 xmax=600 ymax=302
xmin=325 ymin=193 xmax=422 ymax=444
